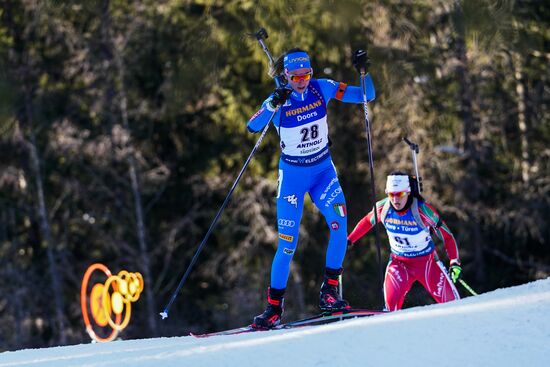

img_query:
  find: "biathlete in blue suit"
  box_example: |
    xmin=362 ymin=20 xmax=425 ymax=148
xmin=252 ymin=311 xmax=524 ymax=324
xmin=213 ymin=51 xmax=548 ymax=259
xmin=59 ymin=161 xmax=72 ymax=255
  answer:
xmin=247 ymin=48 xmax=376 ymax=328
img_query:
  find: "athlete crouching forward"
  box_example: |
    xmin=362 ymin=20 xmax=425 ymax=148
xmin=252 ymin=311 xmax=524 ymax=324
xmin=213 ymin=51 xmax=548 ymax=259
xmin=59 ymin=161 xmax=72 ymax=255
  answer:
xmin=348 ymin=172 xmax=463 ymax=311
xmin=247 ymin=48 xmax=375 ymax=328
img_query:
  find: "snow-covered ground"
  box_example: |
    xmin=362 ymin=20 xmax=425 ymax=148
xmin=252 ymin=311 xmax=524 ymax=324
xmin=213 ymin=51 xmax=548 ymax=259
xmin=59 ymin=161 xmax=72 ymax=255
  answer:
xmin=1 ymin=278 xmax=549 ymax=367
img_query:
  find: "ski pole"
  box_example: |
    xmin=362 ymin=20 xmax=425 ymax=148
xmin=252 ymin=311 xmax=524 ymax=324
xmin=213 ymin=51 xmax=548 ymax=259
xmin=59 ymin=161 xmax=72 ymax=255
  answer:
xmin=160 ymin=27 xmax=280 ymax=320
xmin=459 ymin=279 xmax=478 ymax=296
xmin=403 ymin=137 xmax=423 ymax=193
xmin=249 ymin=28 xmax=284 ymax=87
xmin=354 ymin=48 xmax=384 ymax=306
xmin=160 ymin=109 xmax=277 ymax=319
xmin=252 ymin=28 xmax=274 ymax=68
xmin=338 ymin=274 xmax=343 ymax=299
xmin=338 ymin=274 xmax=344 ymax=321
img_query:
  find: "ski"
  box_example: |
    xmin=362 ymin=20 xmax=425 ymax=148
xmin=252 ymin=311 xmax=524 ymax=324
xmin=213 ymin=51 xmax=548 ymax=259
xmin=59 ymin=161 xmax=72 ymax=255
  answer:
xmin=190 ymin=325 xmax=258 ymax=338
xmin=281 ymin=308 xmax=385 ymax=328
xmin=190 ymin=308 xmax=385 ymax=338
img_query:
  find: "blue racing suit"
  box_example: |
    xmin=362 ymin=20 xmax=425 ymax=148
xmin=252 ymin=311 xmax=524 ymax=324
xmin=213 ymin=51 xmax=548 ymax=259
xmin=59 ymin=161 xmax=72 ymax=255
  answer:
xmin=247 ymin=76 xmax=376 ymax=289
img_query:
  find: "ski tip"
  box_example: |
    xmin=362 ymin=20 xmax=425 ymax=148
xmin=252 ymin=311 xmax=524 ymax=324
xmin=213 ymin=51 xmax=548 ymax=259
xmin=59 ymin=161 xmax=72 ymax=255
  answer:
xmin=190 ymin=332 xmax=213 ymax=338
xmin=190 ymin=325 xmax=261 ymax=338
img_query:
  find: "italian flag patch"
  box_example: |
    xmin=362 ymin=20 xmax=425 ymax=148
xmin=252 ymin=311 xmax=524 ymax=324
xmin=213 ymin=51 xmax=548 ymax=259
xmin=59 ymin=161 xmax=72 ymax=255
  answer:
xmin=333 ymin=203 xmax=346 ymax=217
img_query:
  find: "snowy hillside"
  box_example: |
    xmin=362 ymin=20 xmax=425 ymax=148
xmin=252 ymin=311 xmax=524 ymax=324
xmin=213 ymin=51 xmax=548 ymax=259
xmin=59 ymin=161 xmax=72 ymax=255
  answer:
xmin=1 ymin=278 xmax=549 ymax=367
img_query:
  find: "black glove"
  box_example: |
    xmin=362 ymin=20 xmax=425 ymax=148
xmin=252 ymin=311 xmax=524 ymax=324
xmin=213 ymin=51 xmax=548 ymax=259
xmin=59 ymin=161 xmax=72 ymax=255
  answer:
xmin=352 ymin=48 xmax=370 ymax=74
xmin=269 ymin=87 xmax=292 ymax=108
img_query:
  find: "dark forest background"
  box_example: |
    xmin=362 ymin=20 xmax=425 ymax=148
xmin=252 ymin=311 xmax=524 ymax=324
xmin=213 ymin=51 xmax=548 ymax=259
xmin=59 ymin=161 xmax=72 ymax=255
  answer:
xmin=0 ymin=0 xmax=548 ymax=351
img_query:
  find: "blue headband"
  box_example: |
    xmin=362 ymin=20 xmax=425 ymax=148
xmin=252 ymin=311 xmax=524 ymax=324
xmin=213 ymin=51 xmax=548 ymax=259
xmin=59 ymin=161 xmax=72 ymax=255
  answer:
xmin=284 ymin=51 xmax=311 ymax=71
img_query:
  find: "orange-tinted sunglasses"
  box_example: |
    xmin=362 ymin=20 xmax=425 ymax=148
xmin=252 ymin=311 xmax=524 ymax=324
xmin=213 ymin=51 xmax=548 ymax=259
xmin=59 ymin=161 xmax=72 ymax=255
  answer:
xmin=388 ymin=191 xmax=408 ymax=198
xmin=288 ymin=72 xmax=312 ymax=82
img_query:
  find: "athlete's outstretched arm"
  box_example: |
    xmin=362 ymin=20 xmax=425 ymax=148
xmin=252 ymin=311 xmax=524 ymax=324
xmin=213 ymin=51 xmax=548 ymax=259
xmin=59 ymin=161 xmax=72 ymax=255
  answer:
xmin=348 ymin=198 xmax=385 ymax=244
xmin=317 ymin=74 xmax=376 ymax=104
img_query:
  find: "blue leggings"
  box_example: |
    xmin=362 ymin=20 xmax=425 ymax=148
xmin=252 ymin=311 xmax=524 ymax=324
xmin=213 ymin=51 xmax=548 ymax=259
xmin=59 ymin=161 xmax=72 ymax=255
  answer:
xmin=271 ymin=157 xmax=348 ymax=289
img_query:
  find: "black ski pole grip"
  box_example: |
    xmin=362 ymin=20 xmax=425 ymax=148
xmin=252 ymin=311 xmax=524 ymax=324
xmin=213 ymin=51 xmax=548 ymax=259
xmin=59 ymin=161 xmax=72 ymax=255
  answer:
xmin=403 ymin=137 xmax=419 ymax=154
xmin=255 ymin=28 xmax=268 ymax=40
xmin=353 ymin=48 xmax=369 ymax=74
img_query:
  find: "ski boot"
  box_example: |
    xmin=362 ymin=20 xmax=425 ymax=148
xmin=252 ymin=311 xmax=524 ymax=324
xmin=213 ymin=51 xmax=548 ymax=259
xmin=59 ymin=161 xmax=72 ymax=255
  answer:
xmin=252 ymin=287 xmax=285 ymax=329
xmin=319 ymin=267 xmax=350 ymax=310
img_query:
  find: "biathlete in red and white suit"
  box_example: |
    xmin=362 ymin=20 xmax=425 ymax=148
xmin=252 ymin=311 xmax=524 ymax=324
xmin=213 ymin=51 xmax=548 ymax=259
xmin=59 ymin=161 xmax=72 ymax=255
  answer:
xmin=348 ymin=172 xmax=462 ymax=311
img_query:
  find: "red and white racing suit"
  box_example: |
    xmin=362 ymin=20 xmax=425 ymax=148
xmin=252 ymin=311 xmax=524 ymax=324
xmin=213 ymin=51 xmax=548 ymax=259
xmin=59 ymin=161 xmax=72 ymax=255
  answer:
xmin=348 ymin=197 xmax=460 ymax=311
